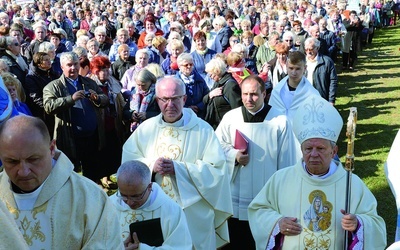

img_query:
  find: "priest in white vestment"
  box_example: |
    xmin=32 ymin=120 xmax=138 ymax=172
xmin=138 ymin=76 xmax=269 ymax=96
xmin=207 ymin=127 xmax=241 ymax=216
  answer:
xmin=215 ymin=75 xmax=298 ymax=249
xmin=248 ymin=96 xmax=386 ymax=250
xmin=0 ymin=199 xmax=29 ymax=249
xmin=122 ymin=77 xmax=233 ymax=250
xmin=110 ymin=160 xmax=193 ymax=249
xmin=0 ymin=116 xmax=124 ymax=249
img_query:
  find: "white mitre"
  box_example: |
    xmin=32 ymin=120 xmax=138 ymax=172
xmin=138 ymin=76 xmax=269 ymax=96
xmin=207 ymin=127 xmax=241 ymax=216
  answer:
xmin=293 ymin=95 xmax=343 ymax=144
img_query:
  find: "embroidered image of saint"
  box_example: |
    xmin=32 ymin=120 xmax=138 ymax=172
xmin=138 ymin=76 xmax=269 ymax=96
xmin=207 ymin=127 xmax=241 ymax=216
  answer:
xmin=303 ymin=190 xmax=332 ymax=232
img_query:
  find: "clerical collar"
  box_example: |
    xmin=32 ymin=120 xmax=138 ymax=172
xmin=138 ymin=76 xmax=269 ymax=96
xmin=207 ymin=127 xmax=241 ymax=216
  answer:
xmin=302 ymin=160 xmax=338 ymax=179
xmin=161 ymin=109 xmax=189 ymax=127
xmin=247 ymin=103 xmax=265 ymax=116
xmin=11 ymin=158 xmax=56 ymax=194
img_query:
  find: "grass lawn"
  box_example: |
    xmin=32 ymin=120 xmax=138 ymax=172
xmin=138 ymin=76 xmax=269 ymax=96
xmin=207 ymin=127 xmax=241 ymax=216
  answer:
xmin=335 ymin=25 xmax=400 ymax=246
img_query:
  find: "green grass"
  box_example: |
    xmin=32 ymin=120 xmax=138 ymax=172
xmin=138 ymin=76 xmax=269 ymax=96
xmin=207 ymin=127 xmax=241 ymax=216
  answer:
xmin=335 ymin=25 xmax=400 ymax=246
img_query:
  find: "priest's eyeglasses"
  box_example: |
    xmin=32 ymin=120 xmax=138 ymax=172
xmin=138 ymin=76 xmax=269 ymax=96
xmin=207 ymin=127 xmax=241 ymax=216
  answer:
xmin=157 ymin=95 xmax=185 ymax=104
xmin=116 ymin=183 xmax=152 ymax=202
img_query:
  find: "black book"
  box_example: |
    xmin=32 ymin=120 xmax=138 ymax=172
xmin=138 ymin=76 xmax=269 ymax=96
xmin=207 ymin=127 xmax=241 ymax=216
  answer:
xmin=129 ymin=218 xmax=164 ymax=247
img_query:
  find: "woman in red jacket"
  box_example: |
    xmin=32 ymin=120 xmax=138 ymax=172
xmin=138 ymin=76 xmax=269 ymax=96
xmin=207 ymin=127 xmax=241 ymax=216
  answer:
xmin=137 ymin=14 xmax=163 ymax=49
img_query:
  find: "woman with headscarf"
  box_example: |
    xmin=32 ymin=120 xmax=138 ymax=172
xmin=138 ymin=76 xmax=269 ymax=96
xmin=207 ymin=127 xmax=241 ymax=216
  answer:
xmin=175 ymin=52 xmax=209 ymax=118
xmin=90 ymin=56 xmax=126 ymax=188
xmin=137 ymin=14 xmax=164 ymax=49
xmin=226 ymin=51 xmax=268 ymax=86
xmin=123 ymin=68 xmax=160 ymax=133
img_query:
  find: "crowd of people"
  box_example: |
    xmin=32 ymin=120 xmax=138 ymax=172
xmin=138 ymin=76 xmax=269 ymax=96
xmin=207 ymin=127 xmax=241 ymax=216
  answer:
xmin=0 ymin=0 xmax=396 ymax=248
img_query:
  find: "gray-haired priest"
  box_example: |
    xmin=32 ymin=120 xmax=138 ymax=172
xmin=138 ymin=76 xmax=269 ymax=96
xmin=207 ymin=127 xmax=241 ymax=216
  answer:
xmin=248 ymin=95 xmax=386 ymax=250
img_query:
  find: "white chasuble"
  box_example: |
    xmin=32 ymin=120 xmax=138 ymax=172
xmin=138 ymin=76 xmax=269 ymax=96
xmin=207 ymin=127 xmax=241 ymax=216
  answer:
xmin=154 ymin=126 xmax=186 ymax=205
xmin=8 ymin=200 xmax=53 ymax=249
xmin=122 ymin=109 xmax=233 ymax=249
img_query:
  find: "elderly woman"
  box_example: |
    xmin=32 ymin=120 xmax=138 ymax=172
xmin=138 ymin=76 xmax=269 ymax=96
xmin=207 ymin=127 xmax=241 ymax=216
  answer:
xmin=25 ymin=52 xmax=58 ymax=134
xmin=94 ymin=26 xmax=112 ymax=55
xmin=0 ymin=12 xmax=9 ymax=28
xmin=137 ymin=15 xmax=164 ymax=49
xmin=227 ymin=51 xmax=268 ymax=85
xmin=76 ymin=35 xmax=90 ymax=50
xmin=203 ymin=58 xmax=242 ymax=129
xmin=175 ymin=53 xmax=209 ymax=118
xmin=223 ymin=35 xmax=241 ymax=55
xmin=242 ymin=30 xmax=258 ymax=62
xmin=120 ymin=48 xmax=150 ymax=99
xmin=66 ymin=9 xmax=80 ymax=37
xmin=193 ymin=19 xmax=222 ymax=53
xmin=123 ymin=20 xmax=140 ymax=44
xmin=111 ymin=44 xmax=135 ymax=81
xmin=80 ymin=10 xmax=92 ymax=33
xmin=231 ymin=43 xmax=258 ymax=75
xmin=149 ymin=36 xmax=168 ymax=64
xmin=191 ymin=31 xmax=217 ymax=88
xmin=267 ymin=42 xmax=290 ymax=88
xmin=87 ymin=38 xmax=106 ymax=61
xmin=90 ymin=56 xmax=126 ymax=187
xmin=49 ymin=30 xmax=68 ymax=58
xmin=213 ymin=16 xmax=234 ymax=52
xmin=161 ymin=39 xmax=184 ymax=76
xmin=38 ymin=41 xmax=62 ymax=77
xmin=146 ymin=63 xmax=165 ymax=79
xmin=123 ymin=68 xmax=160 ymax=132
xmin=0 ymin=36 xmax=28 ymax=84
xmin=48 ymin=10 xmax=74 ymax=45
xmin=108 ymin=28 xmax=138 ymax=63
xmin=2 ymin=71 xmax=31 ymax=116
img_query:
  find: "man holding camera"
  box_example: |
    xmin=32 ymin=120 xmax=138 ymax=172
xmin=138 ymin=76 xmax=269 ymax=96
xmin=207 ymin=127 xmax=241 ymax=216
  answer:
xmin=43 ymin=52 xmax=109 ymax=182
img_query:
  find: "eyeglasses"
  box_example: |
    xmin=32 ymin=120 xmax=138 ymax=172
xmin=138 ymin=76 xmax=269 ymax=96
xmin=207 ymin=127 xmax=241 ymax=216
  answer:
xmin=157 ymin=95 xmax=185 ymax=103
xmin=285 ymin=40 xmax=293 ymax=42
xmin=116 ymin=183 xmax=151 ymax=202
xmin=305 ymin=48 xmax=316 ymax=51
xmin=182 ymin=63 xmax=193 ymax=68
xmin=232 ymin=40 xmax=240 ymax=43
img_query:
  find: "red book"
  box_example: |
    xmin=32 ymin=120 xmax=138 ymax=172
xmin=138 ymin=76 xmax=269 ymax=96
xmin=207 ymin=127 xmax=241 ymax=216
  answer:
xmin=234 ymin=129 xmax=249 ymax=154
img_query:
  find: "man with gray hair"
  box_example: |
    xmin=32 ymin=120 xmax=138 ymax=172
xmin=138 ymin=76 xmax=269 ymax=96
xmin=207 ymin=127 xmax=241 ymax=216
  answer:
xmin=110 ymin=160 xmax=192 ymax=249
xmin=24 ymin=24 xmax=47 ymax=64
xmin=43 ymin=52 xmax=109 ymax=182
xmin=122 ymin=77 xmax=232 ymax=249
xmin=249 ymin=95 xmax=386 ymax=249
xmin=304 ymin=37 xmax=338 ymax=105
